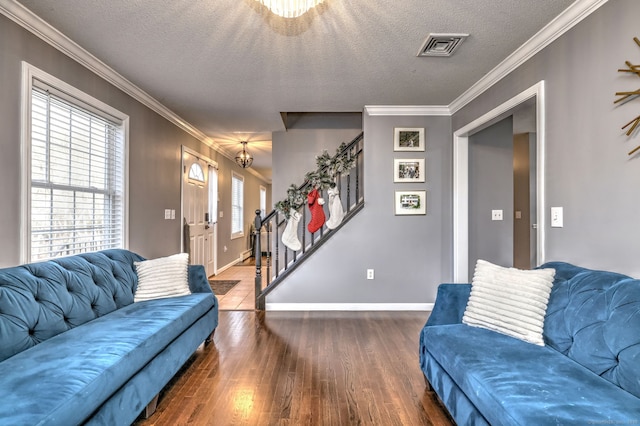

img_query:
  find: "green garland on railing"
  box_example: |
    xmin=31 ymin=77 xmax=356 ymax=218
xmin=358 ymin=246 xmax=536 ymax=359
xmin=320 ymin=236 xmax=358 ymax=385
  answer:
xmin=274 ymin=184 xmax=306 ymax=219
xmin=274 ymin=142 xmax=357 ymax=219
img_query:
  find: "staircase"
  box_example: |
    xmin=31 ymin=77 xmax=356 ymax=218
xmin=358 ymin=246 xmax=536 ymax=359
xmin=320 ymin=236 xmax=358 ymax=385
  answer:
xmin=253 ymin=132 xmax=364 ymax=310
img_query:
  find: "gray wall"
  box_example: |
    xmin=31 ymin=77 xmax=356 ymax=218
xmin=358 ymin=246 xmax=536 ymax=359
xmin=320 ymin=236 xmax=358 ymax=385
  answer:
xmin=272 ymin=128 xmax=361 ymax=203
xmin=210 ymin=155 xmax=272 ymax=269
xmin=268 ymin=114 xmax=452 ymax=304
xmin=0 ymin=14 xmax=269 ymax=268
xmin=468 ymin=116 xmax=514 ymax=273
xmin=452 ymin=0 xmax=640 ymax=277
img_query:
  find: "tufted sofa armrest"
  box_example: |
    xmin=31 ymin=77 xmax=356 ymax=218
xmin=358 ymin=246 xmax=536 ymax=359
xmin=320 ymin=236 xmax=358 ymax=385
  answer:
xmin=188 ymin=265 xmax=213 ymax=294
xmin=426 ymin=283 xmax=471 ymax=327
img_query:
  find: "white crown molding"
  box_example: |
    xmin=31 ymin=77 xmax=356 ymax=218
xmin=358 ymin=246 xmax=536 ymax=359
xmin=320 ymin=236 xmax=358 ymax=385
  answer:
xmin=449 ymin=0 xmax=609 ymax=114
xmin=239 ymin=164 xmax=272 ymax=183
xmin=365 ymin=105 xmax=451 ymax=116
xmin=265 ymin=303 xmax=434 ymax=311
xmin=1 ymin=0 xmax=607 ymax=187
xmin=0 ymin=0 xmax=275 ymax=184
xmin=0 ymin=0 xmax=221 ymax=150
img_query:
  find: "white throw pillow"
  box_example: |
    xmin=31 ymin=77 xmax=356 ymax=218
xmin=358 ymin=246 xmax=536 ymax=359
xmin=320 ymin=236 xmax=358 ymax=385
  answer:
xmin=134 ymin=253 xmax=191 ymax=302
xmin=462 ymin=259 xmax=555 ymax=346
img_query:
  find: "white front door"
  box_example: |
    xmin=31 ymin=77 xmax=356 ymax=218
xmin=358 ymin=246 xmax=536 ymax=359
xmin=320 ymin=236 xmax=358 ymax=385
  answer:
xmin=182 ymin=150 xmax=217 ymax=277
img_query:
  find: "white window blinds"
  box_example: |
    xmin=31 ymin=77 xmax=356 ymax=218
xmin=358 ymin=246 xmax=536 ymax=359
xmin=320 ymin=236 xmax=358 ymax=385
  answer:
xmin=231 ymin=172 xmax=244 ymax=237
xmin=30 ymin=86 xmax=125 ymax=261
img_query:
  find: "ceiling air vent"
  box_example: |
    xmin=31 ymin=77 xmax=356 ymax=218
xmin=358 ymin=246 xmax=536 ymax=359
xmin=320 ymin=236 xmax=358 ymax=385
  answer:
xmin=417 ymin=33 xmax=468 ymax=57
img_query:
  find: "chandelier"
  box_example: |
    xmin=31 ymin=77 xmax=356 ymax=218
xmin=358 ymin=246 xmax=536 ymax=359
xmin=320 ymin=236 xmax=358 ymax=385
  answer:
xmin=235 ymin=141 xmax=254 ymax=168
xmin=254 ymin=0 xmax=325 ymax=18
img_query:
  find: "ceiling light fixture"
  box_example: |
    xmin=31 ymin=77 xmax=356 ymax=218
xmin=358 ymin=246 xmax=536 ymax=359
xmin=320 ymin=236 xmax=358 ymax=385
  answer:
xmin=254 ymin=0 xmax=325 ymax=18
xmin=235 ymin=141 xmax=254 ymax=168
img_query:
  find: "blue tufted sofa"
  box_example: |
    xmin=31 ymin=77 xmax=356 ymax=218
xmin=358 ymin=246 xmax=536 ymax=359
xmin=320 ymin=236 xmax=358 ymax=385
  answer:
xmin=419 ymin=262 xmax=640 ymax=425
xmin=0 ymin=249 xmax=218 ymax=425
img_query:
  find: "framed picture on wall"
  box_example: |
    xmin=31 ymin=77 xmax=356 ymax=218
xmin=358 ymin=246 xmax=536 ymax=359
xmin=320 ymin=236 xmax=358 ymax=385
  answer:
xmin=394 ymin=190 xmax=426 ymax=215
xmin=394 ymin=127 xmax=425 ymax=151
xmin=394 ymin=158 xmax=425 ymax=183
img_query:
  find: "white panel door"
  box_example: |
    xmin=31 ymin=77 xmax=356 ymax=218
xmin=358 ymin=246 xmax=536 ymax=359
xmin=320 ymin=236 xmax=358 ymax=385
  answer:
xmin=183 ymin=152 xmax=216 ymax=276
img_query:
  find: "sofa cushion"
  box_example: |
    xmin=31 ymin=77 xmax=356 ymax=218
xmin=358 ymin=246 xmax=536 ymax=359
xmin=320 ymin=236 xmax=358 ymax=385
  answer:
xmin=462 ymin=259 xmax=555 ymax=346
xmin=422 ymin=323 xmax=640 ymax=425
xmin=134 ymin=253 xmax=190 ymax=302
xmin=0 ymin=292 xmax=214 ymax=426
xmin=541 ymin=261 xmax=640 ymax=399
xmin=0 ymin=250 xmax=142 ymax=362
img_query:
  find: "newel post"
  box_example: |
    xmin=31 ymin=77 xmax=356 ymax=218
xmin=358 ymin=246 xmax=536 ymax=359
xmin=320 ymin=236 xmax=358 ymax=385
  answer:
xmin=254 ymin=209 xmax=264 ymax=310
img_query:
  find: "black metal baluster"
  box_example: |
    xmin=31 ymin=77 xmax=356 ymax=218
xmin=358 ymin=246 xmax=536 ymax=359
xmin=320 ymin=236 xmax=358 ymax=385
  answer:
xmin=266 ymin=220 xmax=271 ymax=286
xmin=301 ymin=207 xmax=307 ymax=254
xmin=254 ymin=210 xmax=262 ymax=309
xmin=275 ymin=214 xmax=280 ymax=278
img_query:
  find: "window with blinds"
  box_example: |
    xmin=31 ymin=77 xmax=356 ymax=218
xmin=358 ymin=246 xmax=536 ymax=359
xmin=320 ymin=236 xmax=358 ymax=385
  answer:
xmin=231 ymin=172 xmax=244 ymax=238
xmin=28 ymin=84 xmax=126 ymax=262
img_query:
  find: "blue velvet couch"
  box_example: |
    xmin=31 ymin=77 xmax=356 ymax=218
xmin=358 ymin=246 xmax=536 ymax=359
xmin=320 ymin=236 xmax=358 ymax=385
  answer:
xmin=419 ymin=262 xmax=640 ymax=425
xmin=0 ymin=249 xmax=218 ymax=425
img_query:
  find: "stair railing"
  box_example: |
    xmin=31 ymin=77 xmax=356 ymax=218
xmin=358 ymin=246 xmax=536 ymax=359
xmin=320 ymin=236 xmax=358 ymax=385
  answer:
xmin=254 ymin=132 xmax=364 ymax=310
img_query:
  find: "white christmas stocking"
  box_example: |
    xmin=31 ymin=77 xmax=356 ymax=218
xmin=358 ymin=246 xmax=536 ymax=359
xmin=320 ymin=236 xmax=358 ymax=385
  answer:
xmin=325 ymin=187 xmax=345 ymax=230
xmin=281 ymin=209 xmax=302 ymax=251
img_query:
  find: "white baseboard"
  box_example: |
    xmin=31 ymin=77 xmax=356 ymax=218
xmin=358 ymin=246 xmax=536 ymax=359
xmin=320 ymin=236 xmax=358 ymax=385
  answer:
xmin=216 ymin=251 xmax=252 ymax=275
xmin=216 ymin=260 xmax=237 ymax=274
xmin=265 ymin=303 xmax=434 ymax=311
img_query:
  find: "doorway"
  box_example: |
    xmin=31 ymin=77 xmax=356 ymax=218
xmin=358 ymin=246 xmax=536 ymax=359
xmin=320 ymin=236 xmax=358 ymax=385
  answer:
xmin=181 ymin=147 xmax=217 ymax=277
xmin=466 ymin=113 xmax=537 ymax=273
xmin=453 ymin=81 xmax=546 ymax=282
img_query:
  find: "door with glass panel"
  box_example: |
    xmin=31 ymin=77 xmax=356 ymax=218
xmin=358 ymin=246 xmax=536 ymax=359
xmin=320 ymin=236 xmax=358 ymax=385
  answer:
xmin=182 ymin=149 xmax=217 ymax=277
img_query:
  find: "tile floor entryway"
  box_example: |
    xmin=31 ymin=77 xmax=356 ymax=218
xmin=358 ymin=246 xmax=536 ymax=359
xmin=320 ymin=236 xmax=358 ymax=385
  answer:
xmin=211 ymin=257 xmax=266 ymax=310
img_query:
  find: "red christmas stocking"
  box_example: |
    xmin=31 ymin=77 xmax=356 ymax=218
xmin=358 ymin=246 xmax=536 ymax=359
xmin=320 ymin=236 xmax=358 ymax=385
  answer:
xmin=307 ymin=188 xmax=326 ymax=233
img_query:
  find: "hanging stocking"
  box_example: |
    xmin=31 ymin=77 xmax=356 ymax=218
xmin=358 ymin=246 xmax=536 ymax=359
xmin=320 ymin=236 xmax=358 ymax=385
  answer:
xmin=281 ymin=209 xmax=302 ymax=251
xmin=325 ymin=186 xmax=344 ymax=230
xmin=307 ymin=188 xmax=326 ymax=233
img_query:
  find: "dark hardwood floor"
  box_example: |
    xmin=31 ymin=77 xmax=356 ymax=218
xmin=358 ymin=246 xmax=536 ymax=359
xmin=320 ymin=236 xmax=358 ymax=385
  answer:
xmin=135 ymin=311 xmax=453 ymax=426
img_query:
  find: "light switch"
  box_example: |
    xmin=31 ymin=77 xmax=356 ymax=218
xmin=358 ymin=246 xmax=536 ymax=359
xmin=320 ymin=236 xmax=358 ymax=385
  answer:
xmin=164 ymin=209 xmax=171 ymax=220
xmin=491 ymin=210 xmax=503 ymax=221
xmin=171 ymin=209 xmax=176 ymax=220
xmin=551 ymin=207 xmax=563 ymax=228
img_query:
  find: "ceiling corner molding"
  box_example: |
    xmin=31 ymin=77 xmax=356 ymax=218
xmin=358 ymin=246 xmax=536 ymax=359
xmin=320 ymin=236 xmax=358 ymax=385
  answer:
xmin=0 ymin=0 xmax=213 ymax=148
xmin=449 ymin=0 xmax=609 ymax=114
xmin=246 ymin=167 xmax=271 ymax=184
xmin=364 ymin=105 xmax=451 ymax=116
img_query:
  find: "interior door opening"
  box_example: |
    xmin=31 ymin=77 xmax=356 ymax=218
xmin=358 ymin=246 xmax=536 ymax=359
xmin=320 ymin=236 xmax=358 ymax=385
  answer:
xmin=453 ymin=81 xmax=545 ymax=282
xmin=467 ymin=113 xmax=537 ymax=273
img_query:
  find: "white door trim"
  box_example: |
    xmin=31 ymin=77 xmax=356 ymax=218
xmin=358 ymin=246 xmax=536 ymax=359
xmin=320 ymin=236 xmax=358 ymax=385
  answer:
xmin=453 ymin=81 xmax=546 ymax=282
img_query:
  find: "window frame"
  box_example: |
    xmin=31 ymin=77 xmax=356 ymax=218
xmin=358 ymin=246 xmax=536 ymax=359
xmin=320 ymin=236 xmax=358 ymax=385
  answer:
xmin=209 ymin=165 xmax=218 ymax=225
xmin=231 ymin=171 xmax=244 ymax=239
xmin=21 ymin=62 xmax=129 ymax=263
xmin=260 ymin=185 xmax=267 ymax=219
xmin=188 ymin=162 xmax=206 ymax=185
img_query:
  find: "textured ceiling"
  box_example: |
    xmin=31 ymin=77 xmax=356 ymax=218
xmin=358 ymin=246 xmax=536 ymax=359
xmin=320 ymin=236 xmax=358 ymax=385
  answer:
xmin=15 ymin=0 xmax=575 ymax=179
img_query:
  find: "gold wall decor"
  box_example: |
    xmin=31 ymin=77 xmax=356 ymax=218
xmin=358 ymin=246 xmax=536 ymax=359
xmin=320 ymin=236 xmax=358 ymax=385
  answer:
xmin=615 ymin=37 xmax=640 ymax=155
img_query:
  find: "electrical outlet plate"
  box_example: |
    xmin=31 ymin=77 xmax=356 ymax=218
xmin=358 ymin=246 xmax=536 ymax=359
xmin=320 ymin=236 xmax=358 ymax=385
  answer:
xmin=491 ymin=210 xmax=503 ymax=221
xmin=367 ymin=269 xmax=374 ymax=280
